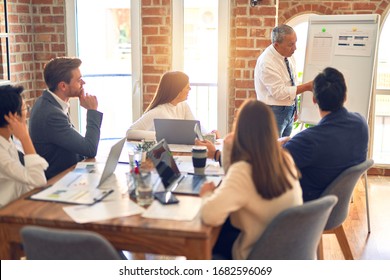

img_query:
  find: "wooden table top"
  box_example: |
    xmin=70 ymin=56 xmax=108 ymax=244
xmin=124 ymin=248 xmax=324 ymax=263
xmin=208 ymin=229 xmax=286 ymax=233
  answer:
xmin=0 ymin=139 xmax=221 ymax=259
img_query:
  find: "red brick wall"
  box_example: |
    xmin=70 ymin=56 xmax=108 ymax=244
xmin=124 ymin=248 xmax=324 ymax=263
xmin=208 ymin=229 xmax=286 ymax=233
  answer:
xmin=5 ymin=0 xmax=389 ymax=127
xmin=7 ymin=0 xmax=66 ymax=109
xmin=7 ymin=0 xmax=35 ymax=104
xmin=230 ymin=0 xmax=277 ymax=128
xmin=141 ymin=0 xmax=172 ymax=111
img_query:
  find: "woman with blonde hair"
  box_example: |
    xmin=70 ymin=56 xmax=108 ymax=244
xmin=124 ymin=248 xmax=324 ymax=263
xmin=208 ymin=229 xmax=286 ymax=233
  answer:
xmin=200 ymin=99 xmax=303 ymax=260
xmin=126 ymin=71 xmax=196 ymax=140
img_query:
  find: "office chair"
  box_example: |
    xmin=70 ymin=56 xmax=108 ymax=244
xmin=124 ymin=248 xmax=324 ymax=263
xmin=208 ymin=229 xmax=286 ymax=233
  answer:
xmin=20 ymin=226 xmax=123 ymax=260
xmin=317 ymin=159 xmax=374 ymax=260
xmin=247 ymin=195 xmax=338 ymax=260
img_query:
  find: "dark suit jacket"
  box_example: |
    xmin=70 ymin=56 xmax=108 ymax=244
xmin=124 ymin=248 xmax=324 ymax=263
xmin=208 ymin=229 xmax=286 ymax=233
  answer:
xmin=284 ymin=107 xmax=368 ymax=202
xmin=29 ymin=90 xmax=103 ymax=179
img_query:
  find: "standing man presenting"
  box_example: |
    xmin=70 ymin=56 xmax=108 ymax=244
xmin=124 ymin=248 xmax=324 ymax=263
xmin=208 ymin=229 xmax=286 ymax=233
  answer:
xmin=29 ymin=57 xmax=103 ymax=179
xmin=254 ymin=24 xmax=313 ymax=137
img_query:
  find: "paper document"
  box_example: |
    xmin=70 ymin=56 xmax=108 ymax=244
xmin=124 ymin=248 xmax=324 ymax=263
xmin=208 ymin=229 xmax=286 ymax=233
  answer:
xmin=141 ymin=195 xmax=202 ymax=221
xmin=29 ymin=183 xmax=114 ymax=205
xmin=175 ymin=156 xmax=224 ymax=175
xmin=168 ymin=144 xmax=194 ymax=153
xmin=29 ymin=167 xmax=116 ymax=205
xmin=63 ymin=199 xmax=145 ymax=223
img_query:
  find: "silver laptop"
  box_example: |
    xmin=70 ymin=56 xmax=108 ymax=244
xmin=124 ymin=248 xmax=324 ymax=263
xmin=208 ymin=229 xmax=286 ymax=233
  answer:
xmin=154 ymin=119 xmax=200 ymax=145
xmin=147 ymin=138 xmax=222 ymax=195
xmin=53 ymin=137 xmax=126 ymax=188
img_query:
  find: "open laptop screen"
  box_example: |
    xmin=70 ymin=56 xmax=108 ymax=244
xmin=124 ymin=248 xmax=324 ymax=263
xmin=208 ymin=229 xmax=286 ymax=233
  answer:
xmin=154 ymin=119 xmax=200 ymax=145
xmin=147 ymin=139 xmax=181 ymax=188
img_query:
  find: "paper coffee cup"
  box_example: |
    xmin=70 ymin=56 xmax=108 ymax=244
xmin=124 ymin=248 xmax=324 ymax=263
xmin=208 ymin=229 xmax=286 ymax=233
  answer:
xmin=192 ymin=146 xmax=208 ymax=174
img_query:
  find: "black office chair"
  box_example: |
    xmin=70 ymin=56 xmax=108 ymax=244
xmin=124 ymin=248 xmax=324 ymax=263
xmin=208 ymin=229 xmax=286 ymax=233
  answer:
xmin=247 ymin=195 xmax=338 ymax=260
xmin=20 ymin=226 xmax=123 ymax=260
xmin=317 ymin=159 xmax=374 ymax=260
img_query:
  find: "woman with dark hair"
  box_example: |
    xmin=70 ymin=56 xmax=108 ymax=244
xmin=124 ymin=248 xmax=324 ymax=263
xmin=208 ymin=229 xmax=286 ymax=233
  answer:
xmin=200 ymin=99 xmax=303 ymax=260
xmin=0 ymin=85 xmax=48 ymax=208
xmin=126 ymin=71 xmax=196 ymax=140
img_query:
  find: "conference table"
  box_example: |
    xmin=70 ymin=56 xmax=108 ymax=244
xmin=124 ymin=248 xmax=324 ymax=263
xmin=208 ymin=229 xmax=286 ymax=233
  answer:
xmin=0 ymin=139 xmax=222 ymax=260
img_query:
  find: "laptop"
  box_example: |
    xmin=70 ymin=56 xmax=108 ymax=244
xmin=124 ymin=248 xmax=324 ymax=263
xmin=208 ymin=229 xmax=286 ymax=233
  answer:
xmin=147 ymin=138 xmax=222 ymax=195
xmin=154 ymin=119 xmax=200 ymax=145
xmin=53 ymin=137 xmax=126 ymax=188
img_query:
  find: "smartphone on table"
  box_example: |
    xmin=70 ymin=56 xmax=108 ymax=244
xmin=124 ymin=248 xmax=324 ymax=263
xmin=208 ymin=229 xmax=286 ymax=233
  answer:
xmin=154 ymin=191 xmax=179 ymax=205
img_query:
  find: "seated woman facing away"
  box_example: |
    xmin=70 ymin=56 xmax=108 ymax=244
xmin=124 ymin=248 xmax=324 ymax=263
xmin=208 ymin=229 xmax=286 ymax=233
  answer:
xmin=126 ymin=71 xmax=197 ymax=140
xmin=199 ymin=99 xmax=303 ymax=260
xmin=0 ymin=85 xmax=48 ymax=209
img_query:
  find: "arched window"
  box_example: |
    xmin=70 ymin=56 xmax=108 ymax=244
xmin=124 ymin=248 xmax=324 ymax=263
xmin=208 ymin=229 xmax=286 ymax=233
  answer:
xmin=373 ymin=14 xmax=390 ymax=165
xmin=289 ymin=13 xmax=390 ymax=166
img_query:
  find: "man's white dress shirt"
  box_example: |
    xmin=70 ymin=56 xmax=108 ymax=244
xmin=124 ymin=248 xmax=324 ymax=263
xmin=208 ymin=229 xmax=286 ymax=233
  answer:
xmin=254 ymin=44 xmax=297 ymax=106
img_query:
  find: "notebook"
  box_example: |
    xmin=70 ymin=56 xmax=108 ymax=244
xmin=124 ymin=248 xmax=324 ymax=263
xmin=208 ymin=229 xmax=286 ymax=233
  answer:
xmin=154 ymin=119 xmax=200 ymax=145
xmin=147 ymin=138 xmax=222 ymax=195
xmin=29 ymin=138 xmax=126 ymax=205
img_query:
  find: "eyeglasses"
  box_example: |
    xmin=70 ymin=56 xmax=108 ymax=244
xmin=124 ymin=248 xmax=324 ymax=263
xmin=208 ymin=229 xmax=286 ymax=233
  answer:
xmin=22 ymin=105 xmax=31 ymax=113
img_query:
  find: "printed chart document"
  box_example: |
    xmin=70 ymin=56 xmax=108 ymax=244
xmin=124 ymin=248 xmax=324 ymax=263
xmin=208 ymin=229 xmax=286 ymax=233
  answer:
xmin=29 ymin=162 xmax=120 ymax=205
xmin=29 ymin=183 xmax=114 ymax=205
xmin=29 ymin=165 xmax=115 ymax=205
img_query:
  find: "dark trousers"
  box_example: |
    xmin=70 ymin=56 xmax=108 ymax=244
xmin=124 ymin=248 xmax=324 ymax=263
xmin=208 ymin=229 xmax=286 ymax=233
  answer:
xmin=212 ymin=217 xmax=241 ymax=260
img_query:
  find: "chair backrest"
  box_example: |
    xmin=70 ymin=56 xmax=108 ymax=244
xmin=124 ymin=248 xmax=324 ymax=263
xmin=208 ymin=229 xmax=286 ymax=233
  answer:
xmin=320 ymin=159 xmax=374 ymax=230
xmin=247 ymin=195 xmax=338 ymax=260
xmin=21 ymin=226 xmax=122 ymax=260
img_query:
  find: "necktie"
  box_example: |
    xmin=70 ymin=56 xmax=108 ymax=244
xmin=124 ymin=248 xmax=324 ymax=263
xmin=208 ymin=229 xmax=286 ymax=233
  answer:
xmin=285 ymin=57 xmax=297 ymax=111
xmin=67 ymin=112 xmax=75 ymax=128
xmin=284 ymin=57 xmax=295 ymax=86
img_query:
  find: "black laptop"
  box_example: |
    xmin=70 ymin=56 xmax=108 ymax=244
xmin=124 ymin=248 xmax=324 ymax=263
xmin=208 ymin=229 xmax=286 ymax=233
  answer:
xmin=147 ymin=139 xmax=222 ymax=195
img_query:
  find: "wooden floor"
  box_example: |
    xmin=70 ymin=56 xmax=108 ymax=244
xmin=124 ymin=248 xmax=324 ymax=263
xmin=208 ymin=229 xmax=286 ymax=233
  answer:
xmin=127 ymin=175 xmax=390 ymax=260
xmin=322 ymin=175 xmax=390 ymax=260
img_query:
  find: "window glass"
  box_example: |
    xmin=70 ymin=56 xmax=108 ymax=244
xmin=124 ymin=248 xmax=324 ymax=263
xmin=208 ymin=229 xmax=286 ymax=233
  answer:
xmin=373 ymin=16 xmax=390 ymax=165
xmin=76 ymin=0 xmax=132 ymax=138
xmin=183 ymin=0 xmax=219 ymax=132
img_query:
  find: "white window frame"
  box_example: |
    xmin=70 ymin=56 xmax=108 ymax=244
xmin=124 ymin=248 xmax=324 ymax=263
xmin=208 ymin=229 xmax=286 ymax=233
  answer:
xmin=172 ymin=0 xmax=229 ymax=136
xmin=372 ymin=12 xmax=390 ymax=167
xmin=65 ymin=0 xmax=142 ymax=132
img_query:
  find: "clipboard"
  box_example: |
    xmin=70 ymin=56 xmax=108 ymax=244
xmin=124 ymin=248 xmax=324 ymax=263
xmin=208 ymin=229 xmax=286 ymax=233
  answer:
xmin=28 ymin=185 xmax=114 ymax=205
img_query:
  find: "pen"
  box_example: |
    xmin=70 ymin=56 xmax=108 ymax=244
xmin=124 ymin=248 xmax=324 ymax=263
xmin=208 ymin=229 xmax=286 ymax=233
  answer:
xmin=187 ymin=172 xmax=220 ymax=177
xmin=92 ymin=189 xmax=114 ymax=204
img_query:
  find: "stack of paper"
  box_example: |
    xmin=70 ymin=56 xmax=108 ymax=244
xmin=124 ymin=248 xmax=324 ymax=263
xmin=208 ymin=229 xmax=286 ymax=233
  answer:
xmin=141 ymin=195 xmax=202 ymax=221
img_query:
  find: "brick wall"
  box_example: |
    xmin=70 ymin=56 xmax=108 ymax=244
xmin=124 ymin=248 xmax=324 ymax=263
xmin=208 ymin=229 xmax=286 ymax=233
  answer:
xmin=5 ymin=0 xmax=390 ymax=127
xmin=141 ymin=0 xmax=172 ymax=111
xmin=230 ymin=0 xmax=277 ymax=128
xmin=7 ymin=0 xmax=66 ymax=109
xmin=7 ymin=0 xmax=35 ymax=104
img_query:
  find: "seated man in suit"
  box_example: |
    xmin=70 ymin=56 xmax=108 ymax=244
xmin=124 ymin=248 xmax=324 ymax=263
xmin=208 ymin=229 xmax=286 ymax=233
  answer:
xmin=283 ymin=67 xmax=369 ymax=201
xmin=29 ymin=57 xmax=103 ymax=179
